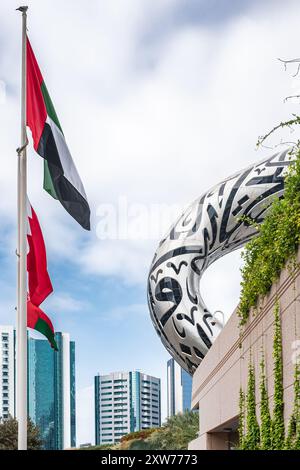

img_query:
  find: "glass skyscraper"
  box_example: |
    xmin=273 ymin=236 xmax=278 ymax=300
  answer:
xmin=0 ymin=327 xmax=76 ymax=449
xmin=28 ymin=332 xmax=76 ymax=449
xmin=95 ymin=371 xmax=161 ymax=445
xmin=167 ymin=357 xmax=192 ymax=417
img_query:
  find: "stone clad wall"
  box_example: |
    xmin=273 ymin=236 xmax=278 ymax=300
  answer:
xmin=189 ymin=250 xmax=300 ymax=450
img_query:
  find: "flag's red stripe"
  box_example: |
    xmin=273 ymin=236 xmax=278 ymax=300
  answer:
xmin=27 ymin=299 xmax=39 ymax=329
xmin=26 ymin=36 xmax=47 ymax=150
xmin=27 ymin=204 xmax=53 ymax=306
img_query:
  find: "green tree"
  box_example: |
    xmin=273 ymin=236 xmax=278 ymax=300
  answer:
xmin=272 ymin=301 xmax=285 ymax=450
xmin=259 ymin=354 xmax=272 ymax=449
xmin=0 ymin=416 xmax=43 ymax=450
xmin=244 ymin=359 xmax=260 ymax=450
xmin=123 ymin=411 xmax=199 ymax=450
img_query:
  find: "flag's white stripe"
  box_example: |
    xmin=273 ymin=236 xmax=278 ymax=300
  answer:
xmin=46 ymin=116 xmax=87 ymax=200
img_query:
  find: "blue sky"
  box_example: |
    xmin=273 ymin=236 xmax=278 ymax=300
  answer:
xmin=1 ymin=0 xmax=300 ymax=445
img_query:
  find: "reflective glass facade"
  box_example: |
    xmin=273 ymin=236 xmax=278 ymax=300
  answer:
xmin=28 ymin=338 xmax=55 ymax=449
xmin=181 ymin=368 xmax=192 ymax=412
xmin=28 ymin=332 xmax=76 ymax=449
xmin=167 ymin=357 xmax=192 ymax=416
xmin=70 ymin=341 xmax=76 ymax=448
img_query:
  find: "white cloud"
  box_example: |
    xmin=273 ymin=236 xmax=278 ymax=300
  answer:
xmin=1 ymin=0 xmax=300 ymax=289
xmin=103 ymin=302 xmax=148 ymax=321
xmin=45 ymin=292 xmax=89 ymax=314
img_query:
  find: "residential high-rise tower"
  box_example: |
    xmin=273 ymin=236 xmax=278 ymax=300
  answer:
xmin=94 ymin=371 xmax=161 ymax=445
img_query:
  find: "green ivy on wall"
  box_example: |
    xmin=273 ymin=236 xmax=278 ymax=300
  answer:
xmin=259 ymin=353 xmax=272 ymax=449
xmin=237 ymin=115 xmax=300 ymax=449
xmin=271 ymin=301 xmax=285 ymax=450
xmin=237 ymin=148 xmax=300 ymax=325
xmin=285 ymin=362 xmax=300 ymax=449
xmin=238 ymin=388 xmax=246 ymax=450
xmin=238 ymin=302 xmax=300 ymax=450
xmin=244 ymin=357 xmax=260 ymax=450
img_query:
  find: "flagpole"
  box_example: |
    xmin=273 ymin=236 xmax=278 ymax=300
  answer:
xmin=16 ymin=5 xmax=28 ymax=451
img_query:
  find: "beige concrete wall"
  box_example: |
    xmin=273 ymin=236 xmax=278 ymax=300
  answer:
xmin=189 ymin=251 xmax=300 ymax=450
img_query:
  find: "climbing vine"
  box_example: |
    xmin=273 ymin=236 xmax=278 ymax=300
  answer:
xmin=244 ymin=358 xmax=260 ymax=450
xmin=259 ymin=353 xmax=272 ymax=449
xmin=272 ymin=301 xmax=285 ymax=449
xmin=238 ymin=302 xmax=300 ymax=450
xmin=238 ymin=85 xmax=300 ymax=448
xmin=238 ymin=388 xmax=245 ymax=450
xmin=238 ymin=147 xmax=300 ymax=324
xmin=285 ymin=362 xmax=300 ymax=449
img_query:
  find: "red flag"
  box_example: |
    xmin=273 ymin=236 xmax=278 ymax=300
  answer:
xmin=27 ymin=199 xmax=53 ymax=306
xmin=27 ymin=299 xmax=58 ymax=350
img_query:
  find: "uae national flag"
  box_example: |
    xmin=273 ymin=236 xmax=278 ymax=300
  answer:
xmin=26 ymin=36 xmax=91 ymax=230
xmin=27 ymin=299 xmax=58 ymax=351
xmin=27 ymin=199 xmax=53 ymax=306
xmin=27 ymin=199 xmax=57 ymax=349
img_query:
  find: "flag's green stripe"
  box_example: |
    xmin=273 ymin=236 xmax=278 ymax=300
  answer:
xmin=44 ymin=160 xmax=58 ymax=199
xmin=35 ymin=318 xmax=58 ymax=351
xmin=41 ymin=81 xmax=63 ymax=134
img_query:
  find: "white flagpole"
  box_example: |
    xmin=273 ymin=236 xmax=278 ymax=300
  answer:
xmin=16 ymin=5 xmax=28 ymax=451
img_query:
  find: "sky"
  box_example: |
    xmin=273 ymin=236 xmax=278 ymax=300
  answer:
xmin=1 ymin=0 xmax=300 ymax=446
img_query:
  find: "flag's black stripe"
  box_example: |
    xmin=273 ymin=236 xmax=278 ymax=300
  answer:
xmin=37 ymin=123 xmax=91 ymax=231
